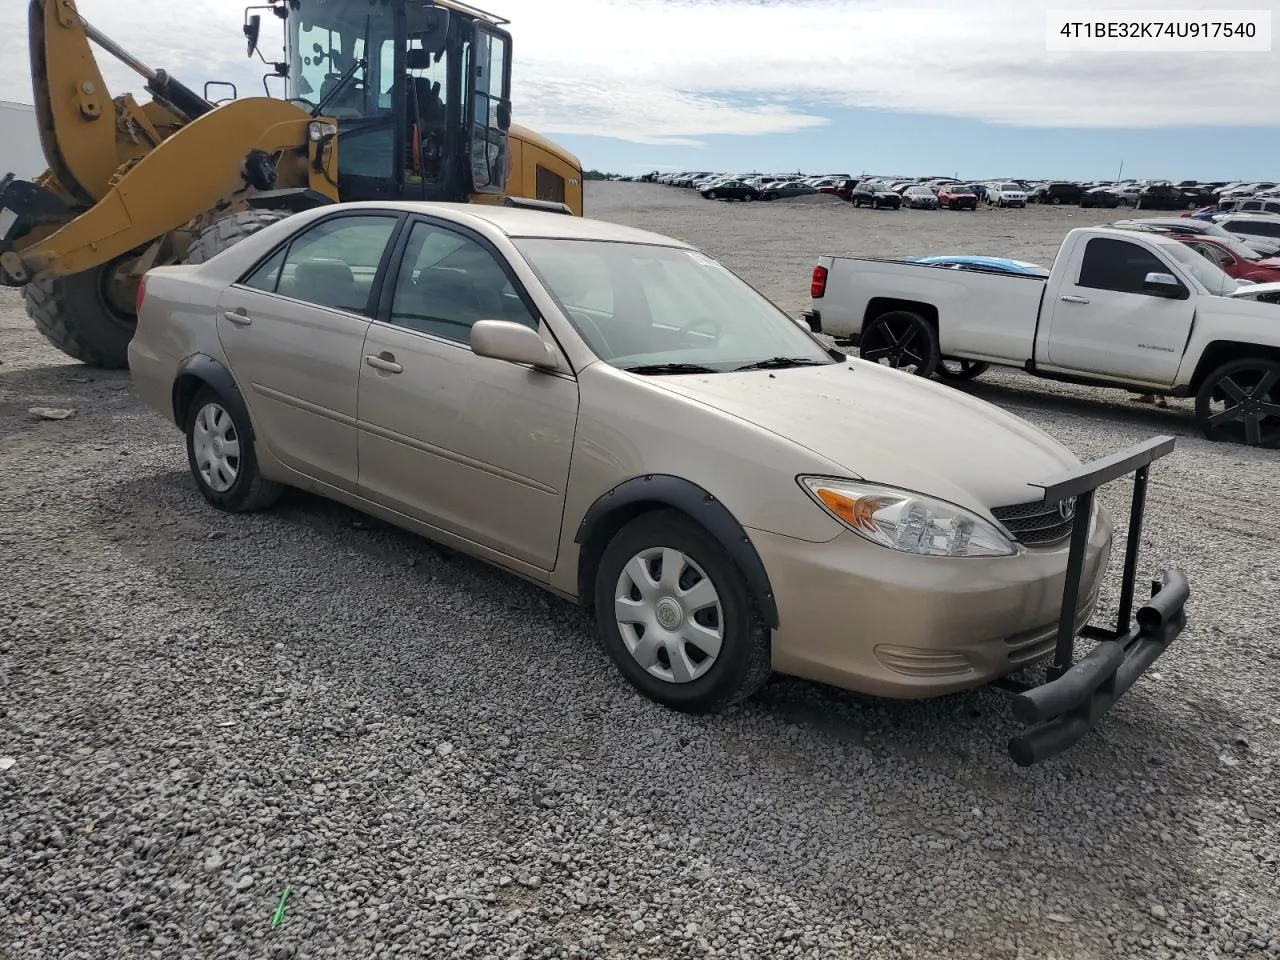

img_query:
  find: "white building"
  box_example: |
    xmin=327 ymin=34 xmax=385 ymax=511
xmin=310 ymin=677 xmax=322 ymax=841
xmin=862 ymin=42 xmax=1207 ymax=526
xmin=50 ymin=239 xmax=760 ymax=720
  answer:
xmin=1 ymin=100 xmax=48 ymax=180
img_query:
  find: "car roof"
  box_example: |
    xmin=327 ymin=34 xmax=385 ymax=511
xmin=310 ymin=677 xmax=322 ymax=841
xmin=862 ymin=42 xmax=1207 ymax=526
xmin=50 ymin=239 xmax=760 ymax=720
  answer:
xmin=316 ymin=200 xmax=692 ymax=247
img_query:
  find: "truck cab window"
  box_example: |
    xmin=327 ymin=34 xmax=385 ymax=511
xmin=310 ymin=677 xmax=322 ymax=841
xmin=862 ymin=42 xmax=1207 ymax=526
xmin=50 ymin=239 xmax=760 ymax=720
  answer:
xmin=1077 ymin=238 xmax=1167 ymax=295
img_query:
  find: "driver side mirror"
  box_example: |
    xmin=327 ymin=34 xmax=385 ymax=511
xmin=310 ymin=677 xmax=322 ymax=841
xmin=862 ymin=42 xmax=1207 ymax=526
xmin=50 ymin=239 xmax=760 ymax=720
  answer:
xmin=1143 ymin=271 xmax=1187 ymax=299
xmin=244 ymin=14 xmax=261 ymax=57
xmin=470 ymin=320 xmax=558 ymax=369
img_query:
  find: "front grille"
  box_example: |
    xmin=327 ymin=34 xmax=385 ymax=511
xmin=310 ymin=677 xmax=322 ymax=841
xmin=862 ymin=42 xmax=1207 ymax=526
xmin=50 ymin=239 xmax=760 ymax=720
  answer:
xmin=991 ymin=497 xmax=1078 ymax=546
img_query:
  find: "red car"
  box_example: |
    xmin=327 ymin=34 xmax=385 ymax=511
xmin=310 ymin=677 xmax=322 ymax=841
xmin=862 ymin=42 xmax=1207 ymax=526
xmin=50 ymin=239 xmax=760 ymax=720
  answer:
xmin=936 ymin=184 xmax=978 ymax=210
xmin=1178 ymin=234 xmax=1280 ymax=282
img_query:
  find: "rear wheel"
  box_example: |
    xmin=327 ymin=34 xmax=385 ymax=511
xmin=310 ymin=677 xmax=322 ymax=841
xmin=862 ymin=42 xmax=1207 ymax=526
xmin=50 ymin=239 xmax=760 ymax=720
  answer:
xmin=1194 ymin=358 xmax=1280 ymax=447
xmin=858 ymin=310 xmax=940 ymax=377
xmin=23 ymin=254 xmax=140 ymax=368
xmin=593 ymin=510 xmax=771 ymax=713
xmin=184 ymin=386 xmax=284 ymax=512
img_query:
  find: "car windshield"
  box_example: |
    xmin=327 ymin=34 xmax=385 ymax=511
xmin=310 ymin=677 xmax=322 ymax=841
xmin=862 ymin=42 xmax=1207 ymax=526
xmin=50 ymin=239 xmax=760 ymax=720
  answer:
xmin=907 ymin=186 xmax=930 ymax=194
xmin=1162 ymin=241 xmax=1239 ymax=296
xmin=512 ymin=239 xmax=836 ymax=372
xmin=1001 ymin=183 xmax=1020 ymax=191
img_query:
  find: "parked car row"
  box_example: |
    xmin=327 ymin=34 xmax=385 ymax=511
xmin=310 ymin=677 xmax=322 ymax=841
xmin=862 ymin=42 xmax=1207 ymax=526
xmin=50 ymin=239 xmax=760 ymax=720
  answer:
xmin=640 ymin=170 xmax=1280 ymax=217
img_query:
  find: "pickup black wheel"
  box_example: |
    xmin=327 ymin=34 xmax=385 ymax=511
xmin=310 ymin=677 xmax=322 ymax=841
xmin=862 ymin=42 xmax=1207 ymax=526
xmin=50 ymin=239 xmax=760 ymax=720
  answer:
xmin=1194 ymin=358 xmax=1280 ymax=447
xmin=593 ymin=509 xmax=772 ymax=713
xmin=858 ymin=310 xmax=940 ymax=377
xmin=937 ymin=358 xmax=990 ymax=381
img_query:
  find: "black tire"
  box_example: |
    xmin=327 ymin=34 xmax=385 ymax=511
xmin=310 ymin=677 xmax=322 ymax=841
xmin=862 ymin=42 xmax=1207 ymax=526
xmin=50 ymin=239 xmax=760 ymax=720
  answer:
xmin=1194 ymin=357 xmax=1280 ymax=447
xmin=857 ymin=310 xmax=941 ymax=377
xmin=592 ymin=509 xmax=772 ymax=714
xmin=707 ymin=191 xmax=718 ymax=200
xmin=184 ymin=385 xmax=285 ymax=512
xmin=184 ymin=208 xmax=292 ymax=265
xmin=23 ymin=256 xmax=139 ymax=369
xmin=937 ymin=357 xmax=990 ymax=381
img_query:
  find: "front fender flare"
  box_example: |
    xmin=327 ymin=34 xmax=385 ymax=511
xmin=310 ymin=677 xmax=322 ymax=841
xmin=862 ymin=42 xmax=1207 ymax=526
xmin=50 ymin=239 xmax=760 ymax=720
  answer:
xmin=574 ymin=474 xmax=780 ymax=628
xmin=171 ymin=353 xmax=254 ymax=438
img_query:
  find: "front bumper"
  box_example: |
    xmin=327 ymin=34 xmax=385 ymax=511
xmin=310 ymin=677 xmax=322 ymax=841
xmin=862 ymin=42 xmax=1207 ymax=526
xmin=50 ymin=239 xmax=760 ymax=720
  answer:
xmin=756 ymin=435 xmax=1190 ymax=766
xmin=754 ymin=507 xmax=1114 ymax=700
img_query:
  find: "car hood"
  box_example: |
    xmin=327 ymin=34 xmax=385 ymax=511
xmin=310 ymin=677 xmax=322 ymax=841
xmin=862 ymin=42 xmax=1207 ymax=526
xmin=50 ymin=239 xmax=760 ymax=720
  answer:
xmin=1253 ymin=257 xmax=1280 ymax=270
xmin=650 ymin=359 xmax=1081 ymax=512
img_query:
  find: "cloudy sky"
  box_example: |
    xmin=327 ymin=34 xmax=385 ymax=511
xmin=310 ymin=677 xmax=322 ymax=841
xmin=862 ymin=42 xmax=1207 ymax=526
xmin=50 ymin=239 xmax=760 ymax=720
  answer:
xmin=1 ymin=0 xmax=1277 ymax=179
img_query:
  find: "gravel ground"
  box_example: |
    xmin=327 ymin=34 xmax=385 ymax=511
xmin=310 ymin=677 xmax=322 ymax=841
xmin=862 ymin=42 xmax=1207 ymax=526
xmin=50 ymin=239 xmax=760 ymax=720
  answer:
xmin=1 ymin=183 xmax=1278 ymax=960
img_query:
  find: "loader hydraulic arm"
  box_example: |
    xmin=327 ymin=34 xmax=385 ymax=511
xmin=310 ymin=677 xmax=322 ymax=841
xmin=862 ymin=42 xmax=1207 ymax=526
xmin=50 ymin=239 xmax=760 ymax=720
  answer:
xmin=28 ymin=0 xmax=216 ymax=205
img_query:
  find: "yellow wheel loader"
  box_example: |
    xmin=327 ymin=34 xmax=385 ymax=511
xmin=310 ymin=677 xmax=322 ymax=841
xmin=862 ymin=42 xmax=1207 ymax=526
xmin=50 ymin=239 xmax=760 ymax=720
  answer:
xmin=0 ymin=0 xmax=584 ymax=368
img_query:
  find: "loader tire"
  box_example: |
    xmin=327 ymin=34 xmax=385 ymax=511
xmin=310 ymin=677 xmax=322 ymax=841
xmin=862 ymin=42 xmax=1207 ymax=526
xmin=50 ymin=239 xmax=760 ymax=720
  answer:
xmin=23 ymin=259 xmax=139 ymax=369
xmin=184 ymin=209 xmax=293 ymax=265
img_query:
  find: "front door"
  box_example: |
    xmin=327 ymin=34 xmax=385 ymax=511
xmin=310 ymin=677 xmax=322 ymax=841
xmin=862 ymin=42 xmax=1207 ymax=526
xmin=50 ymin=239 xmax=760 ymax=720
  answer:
xmin=1041 ymin=235 xmax=1195 ymax=384
xmin=215 ymin=212 xmax=402 ymax=492
xmin=355 ymin=217 xmax=579 ymax=571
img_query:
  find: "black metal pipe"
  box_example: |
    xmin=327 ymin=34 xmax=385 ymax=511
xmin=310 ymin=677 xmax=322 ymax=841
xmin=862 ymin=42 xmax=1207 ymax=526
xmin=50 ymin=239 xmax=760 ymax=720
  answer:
xmin=1007 ymin=597 xmax=1184 ymax=765
xmin=146 ymin=70 xmax=216 ymax=120
xmin=1116 ymin=465 xmax=1149 ymax=632
xmin=1011 ymin=634 xmax=1130 ymax=725
xmin=1135 ymin=568 xmax=1190 ymax=632
xmin=1051 ymin=488 xmax=1095 ymax=679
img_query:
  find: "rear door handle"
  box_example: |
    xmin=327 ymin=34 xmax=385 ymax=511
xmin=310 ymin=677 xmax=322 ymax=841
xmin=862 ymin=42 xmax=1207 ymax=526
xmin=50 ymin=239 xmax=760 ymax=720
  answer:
xmin=1059 ymin=295 xmax=1090 ymax=304
xmin=223 ymin=310 xmax=253 ymax=325
xmin=365 ymin=354 xmax=402 ymax=373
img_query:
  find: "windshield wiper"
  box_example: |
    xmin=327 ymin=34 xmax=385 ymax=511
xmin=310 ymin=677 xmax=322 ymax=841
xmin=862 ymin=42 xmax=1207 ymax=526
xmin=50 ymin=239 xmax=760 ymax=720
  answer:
xmin=621 ymin=362 xmax=720 ymax=375
xmin=732 ymin=357 xmax=830 ymax=371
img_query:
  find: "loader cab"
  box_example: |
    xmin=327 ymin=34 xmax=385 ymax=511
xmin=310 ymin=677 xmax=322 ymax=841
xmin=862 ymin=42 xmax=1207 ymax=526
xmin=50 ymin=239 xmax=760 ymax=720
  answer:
xmin=280 ymin=0 xmax=512 ymax=204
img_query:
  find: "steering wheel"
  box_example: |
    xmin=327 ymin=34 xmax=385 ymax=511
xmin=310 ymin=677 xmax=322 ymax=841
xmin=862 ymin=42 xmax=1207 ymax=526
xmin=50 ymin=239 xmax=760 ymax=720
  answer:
xmin=567 ymin=308 xmax=617 ymax=356
xmin=676 ymin=316 xmax=722 ymax=343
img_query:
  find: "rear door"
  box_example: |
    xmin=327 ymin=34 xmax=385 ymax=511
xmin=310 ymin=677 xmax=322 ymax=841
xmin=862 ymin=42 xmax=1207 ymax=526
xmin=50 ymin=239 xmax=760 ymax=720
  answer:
xmin=1040 ymin=235 xmax=1194 ymax=384
xmin=215 ymin=212 xmax=403 ymax=493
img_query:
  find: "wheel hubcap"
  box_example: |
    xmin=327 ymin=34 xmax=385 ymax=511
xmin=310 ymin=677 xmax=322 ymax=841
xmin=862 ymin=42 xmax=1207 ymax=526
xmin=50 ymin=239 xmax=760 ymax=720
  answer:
xmin=192 ymin=402 xmax=241 ymax=492
xmin=614 ymin=546 xmax=724 ymax=684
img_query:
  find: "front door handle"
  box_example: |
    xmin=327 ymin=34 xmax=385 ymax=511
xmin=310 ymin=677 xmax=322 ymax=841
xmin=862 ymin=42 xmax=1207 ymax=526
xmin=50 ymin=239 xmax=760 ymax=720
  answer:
xmin=1059 ymin=295 xmax=1090 ymax=304
xmin=223 ymin=310 xmax=253 ymax=325
xmin=365 ymin=354 xmax=402 ymax=373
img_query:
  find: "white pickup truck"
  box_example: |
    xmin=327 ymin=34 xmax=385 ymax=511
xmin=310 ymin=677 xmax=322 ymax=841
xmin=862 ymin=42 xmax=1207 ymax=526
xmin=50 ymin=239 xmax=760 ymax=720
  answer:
xmin=803 ymin=226 xmax=1280 ymax=447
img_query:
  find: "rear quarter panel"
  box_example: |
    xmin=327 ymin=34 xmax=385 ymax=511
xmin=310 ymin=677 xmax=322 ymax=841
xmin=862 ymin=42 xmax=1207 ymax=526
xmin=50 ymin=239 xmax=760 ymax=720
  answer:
xmin=128 ymin=266 xmax=229 ymax=424
xmin=815 ymin=257 xmax=1045 ymax=362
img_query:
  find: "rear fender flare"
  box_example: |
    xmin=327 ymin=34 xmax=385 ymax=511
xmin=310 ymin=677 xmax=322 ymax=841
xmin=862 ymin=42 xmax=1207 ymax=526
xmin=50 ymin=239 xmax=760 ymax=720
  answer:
xmin=171 ymin=353 xmax=254 ymax=438
xmin=574 ymin=474 xmax=780 ymax=628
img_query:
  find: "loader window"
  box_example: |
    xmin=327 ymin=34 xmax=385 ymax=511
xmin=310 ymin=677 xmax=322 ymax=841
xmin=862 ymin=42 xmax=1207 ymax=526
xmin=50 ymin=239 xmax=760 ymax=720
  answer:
xmin=536 ymin=165 xmax=566 ymax=205
xmin=288 ymin=0 xmax=394 ymax=119
xmin=468 ymin=28 xmax=511 ymax=192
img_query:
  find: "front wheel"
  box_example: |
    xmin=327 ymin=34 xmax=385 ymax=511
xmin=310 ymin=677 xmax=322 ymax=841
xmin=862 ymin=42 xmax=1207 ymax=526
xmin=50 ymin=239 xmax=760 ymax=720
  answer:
xmin=1194 ymin=358 xmax=1280 ymax=447
xmin=707 ymin=191 xmax=717 ymax=200
xmin=937 ymin=358 xmax=990 ymax=381
xmin=857 ymin=310 xmax=940 ymax=377
xmin=593 ymin=510 xmax=771 ymax=713
xmin=23 ymin=255 xmax=141 ymax=368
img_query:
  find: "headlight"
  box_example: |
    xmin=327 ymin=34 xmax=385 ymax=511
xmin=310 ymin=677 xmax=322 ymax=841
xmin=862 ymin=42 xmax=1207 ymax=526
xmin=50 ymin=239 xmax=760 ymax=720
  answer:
xmin=799 ymin=477 xmax=1016 ymax=558
xmin=308 ymin=120 xmax=338 ymax=142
